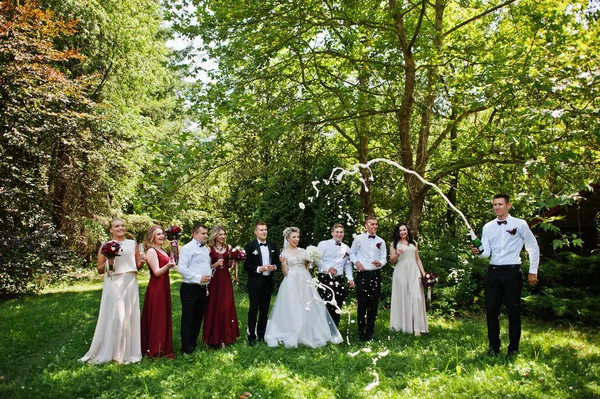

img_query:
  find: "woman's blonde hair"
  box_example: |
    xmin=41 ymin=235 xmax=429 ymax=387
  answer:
xmin=144 ymin=225 xmax=164 ymax=250
xmin=208 ymin=225 xmax=227 ymax=248
xmin=283 ymin=226 xmax=300 ymax=239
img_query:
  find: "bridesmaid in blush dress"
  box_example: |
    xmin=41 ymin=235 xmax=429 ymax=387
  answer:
xmin=141 ymin=225 xmax=175 ymax=358
xmin=203 ymin=226 xmax=240 ymax=348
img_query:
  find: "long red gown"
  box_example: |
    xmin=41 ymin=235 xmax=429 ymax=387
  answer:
xmin=141 ymin=249 xmax=174 ymax=358
xmin=203 ymin=246 xmax=240 ymax=346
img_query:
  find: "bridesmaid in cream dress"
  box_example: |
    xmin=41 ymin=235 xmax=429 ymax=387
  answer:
xmin=81 ymin=218 xmax=144 ymax=364
xmin=389 ymin=222 xmax=428 ymax=336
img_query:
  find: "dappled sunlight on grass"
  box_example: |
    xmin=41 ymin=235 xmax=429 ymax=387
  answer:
xmin=1 ymin=280 xmax=599 ymax=398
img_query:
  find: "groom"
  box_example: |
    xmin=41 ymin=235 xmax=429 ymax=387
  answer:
xmin=244 ymin=221 xmax=280 ymax=346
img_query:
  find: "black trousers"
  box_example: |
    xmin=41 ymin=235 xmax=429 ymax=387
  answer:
xmin=355 ymin=270 xmax=381 ymax=340
xmin=180 ymin=282 xmax=207 ymax=353
xmin=247 ymin=276 xmax=273 ymax=340
xmin=485 ymin=267 xmax=523 ymax=354
xmin=318 ymin=274 xmax=347 ymax=327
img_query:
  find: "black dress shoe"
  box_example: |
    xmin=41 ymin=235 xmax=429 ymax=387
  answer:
xmin=248 ymin=338 xmax=257 ymax=346
xmin=486 ymin=348 xmax=499 ymax=357
xmin=507 ymin=350 xmax=518 ymax=359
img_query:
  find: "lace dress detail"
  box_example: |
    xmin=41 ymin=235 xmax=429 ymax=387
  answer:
xmin=265 ymin=248 xmax=342 ymax=348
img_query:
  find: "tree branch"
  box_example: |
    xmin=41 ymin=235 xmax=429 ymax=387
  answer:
xmin=408 ymin=0 xmax=427 ymax=50
xmin=443 ymin=0 xmax=517 ymax=37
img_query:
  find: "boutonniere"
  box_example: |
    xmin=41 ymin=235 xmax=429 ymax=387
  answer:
xmin=253 ymin=249 xmax=258 ymax=255
xmin=344 ymin=252 xmax=350 ymax=258
xmin=507 ymin=228 xmax=517 ymax=235
xmin=376 ymin=242 xmax=382 ymax=249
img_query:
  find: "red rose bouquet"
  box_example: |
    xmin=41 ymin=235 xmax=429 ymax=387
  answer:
xmin=230 ymin=246 xmax=246 ymax=261
xmin=165 ymin=225 xmax=183 ymax=263
xmin=101 ymin=240 xmax=121 ymax=277
xmin=420 ymin=272 xmax=438 ymax=305
xmin=165 ymin=225 xmax=183 ymax=240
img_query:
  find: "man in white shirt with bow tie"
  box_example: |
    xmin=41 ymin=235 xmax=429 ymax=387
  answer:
xmin=316 ymin=223 xmax=355 ymax=327
xmin=178 ymin=224 xmax=212 ymax=354
xmin=350 ymin=216 xmax=387 ymax=341
xmin=473 ymin=194 xmax=539 ymax=358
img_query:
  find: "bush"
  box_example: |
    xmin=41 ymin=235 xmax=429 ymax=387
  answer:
xmin=522 ymin=253 xmax=600 ymax=325
xmin=0 ymin=217 xmax=81 ymax=297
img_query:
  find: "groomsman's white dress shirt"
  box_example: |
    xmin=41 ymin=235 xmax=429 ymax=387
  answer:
xmin=316 ymin=239 xmax=354 ymax=281
xmin=178 ymin=239 xmax=211 ymax=285
xmin=480 ymin=215 xmax=540 ymax=274
xmin=349 ymin=233 xmax=387 ymax=271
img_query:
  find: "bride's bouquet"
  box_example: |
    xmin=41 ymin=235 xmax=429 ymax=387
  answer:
xmin=305 ymin=245 xmax=323 ymax=267
xmin=101 ymin=240 xmax=121 ymax=278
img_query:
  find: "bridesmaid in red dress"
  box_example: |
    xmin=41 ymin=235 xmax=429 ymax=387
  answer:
xmin=141 ymin=226 xmax=175 ymax=358
xmin=203 ymin=226 xmax=240 ymax=347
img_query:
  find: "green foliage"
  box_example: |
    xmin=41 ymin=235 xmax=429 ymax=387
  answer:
xmin=167 ymin=0 xmax=600 ymax=235
xmin=417 ymin=235 xmax=488 ymax=315
xmin=0 ymin=0 xmax=183 ymax=294
xmin=522 ymin=253 xmax=600 ymax=325
xmin=0 ymin=0 xmax=100 ymax=295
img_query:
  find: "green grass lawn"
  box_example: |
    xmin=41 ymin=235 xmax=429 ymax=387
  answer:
xmin=1 ymin=272 xmax=599 ymax=399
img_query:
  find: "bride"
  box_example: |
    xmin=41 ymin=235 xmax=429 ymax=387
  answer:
xmin=265 ymin=227 xmax=343 ymax=348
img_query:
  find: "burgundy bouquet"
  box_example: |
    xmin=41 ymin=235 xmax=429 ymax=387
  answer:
xmin=165 ymin=225 xmax=183 ymax=263
xmin=230 ymin=246 xmax=246 ymax=261
xmin=101 ymin=240 xmax=121 ymax=277
xmin=420 ymin=272 xmax=439 ymax=305
xmin=165 ymin=225 xmax=183 ymax=240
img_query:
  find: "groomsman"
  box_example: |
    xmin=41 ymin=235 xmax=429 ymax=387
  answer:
xmin=350 ymin=216 xmax=387 ymax=341
xmin=244 ymin=222 xmax=280 ymax=346
xmin=473 ymin=194 xmax=539 ymax=357
xmin=316 ymin=223 xmax=355 ymax=326
xmin=177 ymin=224 xmax=212 ymax=354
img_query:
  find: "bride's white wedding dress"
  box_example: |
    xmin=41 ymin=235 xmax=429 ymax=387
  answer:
xmin=265 ymin=248 xmax=343 ymax=348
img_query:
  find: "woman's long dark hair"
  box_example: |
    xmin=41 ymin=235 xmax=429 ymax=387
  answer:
xmin=392 ymin=221 xmax=415 ymax=248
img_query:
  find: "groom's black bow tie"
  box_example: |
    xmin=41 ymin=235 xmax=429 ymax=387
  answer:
xmin=259 ymin=242 xmax=268 ymax=247
xmin=497 ymin=220 xmax=507 ymax=225
xmin=335 ymin=242 xmax=342 ymax=246
xmin=196 ymin=242 xmax=205 ymax=247
xmin=368 ymin=235 xmax=376 ymax=239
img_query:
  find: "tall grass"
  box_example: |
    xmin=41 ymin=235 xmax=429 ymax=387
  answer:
xmin=0 ymin=272 xmax=598 ymax=398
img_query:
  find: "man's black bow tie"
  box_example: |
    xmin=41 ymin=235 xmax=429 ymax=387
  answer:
xmin=368 ymin=235 xmax=376 ymax=239
xmin=497 ymin=220 xmax=507 ymax=225
xmin=335 ymin=242 xmax=342 ymax=246
xmin=197 ymin=242 xmax=205 ymax=247
xmin=259 ymin=243 xmax=268 ymax=246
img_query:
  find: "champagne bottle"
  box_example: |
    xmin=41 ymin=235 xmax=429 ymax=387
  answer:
xmin=469 ymin=230 xmax=483 ymax=253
